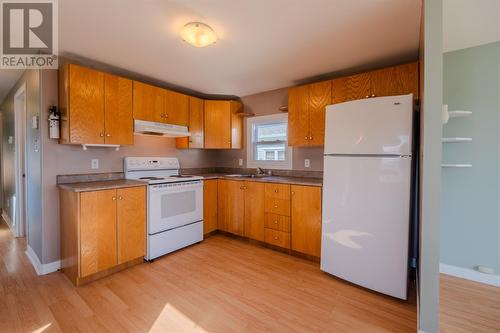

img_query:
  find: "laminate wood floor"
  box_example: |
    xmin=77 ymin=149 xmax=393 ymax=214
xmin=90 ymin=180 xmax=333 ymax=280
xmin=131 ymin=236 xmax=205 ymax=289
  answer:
xmin=0 ymin=219 xmax=418 ymax=332
xmin=440 ymin=274 xmax=500 ymax=333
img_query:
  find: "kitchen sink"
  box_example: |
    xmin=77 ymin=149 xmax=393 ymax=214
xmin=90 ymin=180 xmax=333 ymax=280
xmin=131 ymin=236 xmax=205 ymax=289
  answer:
xmin=225 ymin=174 xmax=269 ymax=179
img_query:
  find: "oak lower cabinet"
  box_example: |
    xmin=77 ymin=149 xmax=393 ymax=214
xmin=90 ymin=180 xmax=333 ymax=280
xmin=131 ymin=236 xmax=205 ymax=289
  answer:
xmin=59 ymin=64 xmax=134 ymax=145
xmin=264 ymin=183 xmax=291 ymax=249
xmin=291 ymin=185 xmax=322 ymax=257
xmin=60 ymin=185 xmax=146 ymax=286
xmin=217 ymin=179 xmax=265 ymax=240
xmin=203 ymin=179 xmax=218 ymax=235
xmin=204 ymin=100 xmax=243 ymax=149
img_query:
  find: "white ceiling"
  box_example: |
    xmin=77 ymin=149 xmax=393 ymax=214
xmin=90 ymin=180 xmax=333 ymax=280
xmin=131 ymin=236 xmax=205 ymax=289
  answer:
xmin=443 ymin=0 xmax=500 ymax=53
xmin=1 ymin=0 xmax=421 ymax=102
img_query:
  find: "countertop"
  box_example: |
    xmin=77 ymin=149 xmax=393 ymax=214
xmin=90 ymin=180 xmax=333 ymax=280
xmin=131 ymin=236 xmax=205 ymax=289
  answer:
xmin=58 ymin=179 xmax=147 ymax=192
xmin=186 ymin=173 xmax=323 ymax=187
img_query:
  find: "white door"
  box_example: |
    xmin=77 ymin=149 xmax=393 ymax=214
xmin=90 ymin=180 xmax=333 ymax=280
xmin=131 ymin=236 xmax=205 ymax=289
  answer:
xmin=321 ymin=155 xmax=411 ymax=299
xmin=324 ymin=94 xmax=413 ymax=155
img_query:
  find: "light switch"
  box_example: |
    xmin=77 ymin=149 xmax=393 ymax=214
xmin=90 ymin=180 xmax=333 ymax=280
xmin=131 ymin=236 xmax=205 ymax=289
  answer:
xmin=91 ymin=159 xmax=99 ymax=169
xmin=238 ymin=158 xmax=243 ymax=166
xmin=304 ymin=159 xmax=310 ymax=168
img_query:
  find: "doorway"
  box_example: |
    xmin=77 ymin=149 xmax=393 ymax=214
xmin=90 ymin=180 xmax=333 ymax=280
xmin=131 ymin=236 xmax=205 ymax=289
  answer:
xmin=13 ymin=83 xmax=28 ymax=240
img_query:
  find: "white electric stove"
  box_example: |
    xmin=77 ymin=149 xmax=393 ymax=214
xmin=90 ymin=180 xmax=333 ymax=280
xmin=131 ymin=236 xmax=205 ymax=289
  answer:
xmin=124 ymin=157 xmax=203 ymax=260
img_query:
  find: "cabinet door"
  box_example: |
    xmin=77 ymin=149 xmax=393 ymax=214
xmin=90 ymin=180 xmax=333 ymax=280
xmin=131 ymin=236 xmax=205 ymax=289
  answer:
xmin=189 ymin=97 xmax=205 ymax=148
xmin=104 ymin=74 xmax=134 ymax=145
xmin=164 ymin=90 xmax=189 ymax=126
xmin=80 ymin=189 xmax=117 ymax=277
xmin=218 ymin=180 xmax=245 ymax=235
xmin=230 ymin=101 xmax=243 ymax=149
xmin=68 ymin=64 xmax=105 ymax=144
xmin=203 ymin=179 xmax=218 ymax=234
xmin=291 ymin=185 xmax=322 ymax=257
xmin=116 ymin=186 xmax=146 ymax=264
xmin=133 ymin=81 xmax=163 ymax=122
xmin=331 ymin=72 xmax=371 ymax=104
xmin=244 ymin=181 xmax=265 ymax=241
xmin=288 ymin=85 xmax=310 ymax=147
xmin=308 ymin=81 xmax=331 ymax=146
xmin=371 ymin=62 xmax=419 ymax=100
xmin=205 ymin=100 xmax=231 ymax=149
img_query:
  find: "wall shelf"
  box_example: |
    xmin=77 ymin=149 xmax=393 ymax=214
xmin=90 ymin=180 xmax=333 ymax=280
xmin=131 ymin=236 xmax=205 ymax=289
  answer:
xmin=441 ymin=164 xmax=472 ymax=168
xmin=442 ymin=137 xmax=472 ymax=143
xmin=449 ymin=110 xmax=472 ymax=118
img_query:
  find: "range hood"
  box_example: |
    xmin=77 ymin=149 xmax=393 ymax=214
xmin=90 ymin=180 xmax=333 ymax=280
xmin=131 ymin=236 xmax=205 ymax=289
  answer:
xmin=134 ymin=120 xmax=191 ymax=137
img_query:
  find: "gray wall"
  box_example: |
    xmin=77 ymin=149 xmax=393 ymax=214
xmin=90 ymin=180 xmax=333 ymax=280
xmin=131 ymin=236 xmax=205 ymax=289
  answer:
xmin=39 ymin=70 xmax=220 ymax=263
xmin=441 ymin=41 xmax=500 ymax=273
xmin=218 ymin=87 xmax=324 ymax=171
xmin=419 ymin=0 xmax=442 ymax=332
xmin=0 ymin=70 xmax=44 ymax=260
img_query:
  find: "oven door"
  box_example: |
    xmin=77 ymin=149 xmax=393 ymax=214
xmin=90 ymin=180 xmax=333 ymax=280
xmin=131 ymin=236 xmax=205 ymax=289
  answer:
xmin=148 ymin=180 xmax=203 ymax=234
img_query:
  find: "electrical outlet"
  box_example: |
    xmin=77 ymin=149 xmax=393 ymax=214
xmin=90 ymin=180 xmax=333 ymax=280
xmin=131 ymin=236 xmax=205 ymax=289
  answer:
xmin=304 ymin=159 xmax=310 ymax=168
xmin=91 ymin=159 xmax=99 ymax=169
xmin=238 ymin=158 xmax=243 ymax=166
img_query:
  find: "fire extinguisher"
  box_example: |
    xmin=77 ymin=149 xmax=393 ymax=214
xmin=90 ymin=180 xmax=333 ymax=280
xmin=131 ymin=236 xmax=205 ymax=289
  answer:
xmin=48 ymin=106 xmax=60 ymax=139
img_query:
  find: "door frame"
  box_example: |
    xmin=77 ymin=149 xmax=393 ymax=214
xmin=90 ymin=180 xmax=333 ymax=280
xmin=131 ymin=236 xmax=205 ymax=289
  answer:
xmin=13 ymin=83 xmax=28 ymax=239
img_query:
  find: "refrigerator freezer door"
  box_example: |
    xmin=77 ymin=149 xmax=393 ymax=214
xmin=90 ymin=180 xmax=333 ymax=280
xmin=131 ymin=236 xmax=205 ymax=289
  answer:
xmin=324 ymin=94 xmax=413 ymax=155
xmin=321 ymin=155 xmax=411 ymax=299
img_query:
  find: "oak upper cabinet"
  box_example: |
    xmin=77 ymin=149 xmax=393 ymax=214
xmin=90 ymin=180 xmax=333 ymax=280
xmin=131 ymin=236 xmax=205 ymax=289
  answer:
xmin=104 ymin=73 xmax=134 ymax=145
xmin=288 ymin=80 xmax=332 ymax=147
xmin=133 ymin=81 xmax=163 ymax=122
xmin=60 ymin=185 xmax=146 ymax=286
xmin=176 ymin=96 xmax=205 ymax=149
xmin=203 ymin=179 xmax=218 ymax=235
xmin=291 ymin=185 xmax=322 ymax=257
xmin=164 ymin=89 xmax=189 ymax=126
xmin=133 ymin=82 xmax=189 ymax=126
xmin=204 ymin=100 xmax=243 ymax=149
xmin=217 ymin=179 xmax=245 ymax=235
xmin=59 ymin=64 xmax=133 ymax=145
xmin=332 ymin=62 xmax=419 ymax=104
xmin=243 ymin=181 xmax=265 ymax=242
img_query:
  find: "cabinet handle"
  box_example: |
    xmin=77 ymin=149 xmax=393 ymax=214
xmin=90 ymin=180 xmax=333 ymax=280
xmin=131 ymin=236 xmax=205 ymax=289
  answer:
xmin=274 ymin=189 xmax=278 ymax=193
xmin=274 ymin=204 xmax=278 ymax=208
xmin=274 ymin=236 xmax=279 ymax=240
xmin=112 ymin=196 xmax=116 ymax=201
xmin=365 ymin=95 xmax=370 ymax=98
xmin=371 ymin=94 xmax=376 ymax=97
xmin=309 ymin=135 xmax=313 ymax=140
xmin=118 ymin=195 xmax=123 ymax=200
xmin=165 ymin=114 xmax=169 ymax=118
xmin=273 ymin=220 xmax=278 ymax=224
xmin=291 ymin=191 xmax=295 ymax=195
xmin=304 ymin=136 xmax=308 ymax=140
xmin=100 ymin=132 xmax=104 ymax=137
xmin=106 ymin=133 xmax=111 ymax=137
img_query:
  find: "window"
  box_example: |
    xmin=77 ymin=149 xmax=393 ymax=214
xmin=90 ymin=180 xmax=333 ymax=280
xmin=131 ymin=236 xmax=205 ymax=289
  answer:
xmin=247 ymin=114 xmax=292 ymax=169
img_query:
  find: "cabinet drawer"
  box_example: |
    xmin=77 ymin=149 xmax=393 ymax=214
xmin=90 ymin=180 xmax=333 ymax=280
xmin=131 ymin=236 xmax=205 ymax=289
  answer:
xmin=265 ymin=198 xmax=290 ymax=216
xmin=264 ymin=213 xmax=290 ymax=232
xmin=264 ymin=229 xmax=290 ymax=249
xmin=265 ymin=183 xmax=290 ymax=200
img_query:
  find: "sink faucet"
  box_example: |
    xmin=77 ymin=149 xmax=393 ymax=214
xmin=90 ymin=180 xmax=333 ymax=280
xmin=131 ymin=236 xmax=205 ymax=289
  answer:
xmin=256 ymin=167 xmax=265 ymax=175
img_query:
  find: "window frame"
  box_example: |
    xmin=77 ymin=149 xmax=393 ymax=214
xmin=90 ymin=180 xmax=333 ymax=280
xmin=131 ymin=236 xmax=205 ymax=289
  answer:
xmin=246 ymin=113 xmax=293 ymax=170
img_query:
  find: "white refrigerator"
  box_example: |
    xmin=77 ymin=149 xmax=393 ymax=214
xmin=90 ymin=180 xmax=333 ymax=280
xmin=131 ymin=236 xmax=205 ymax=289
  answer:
xmin=320 ymin=94 xmax=413 ymax=300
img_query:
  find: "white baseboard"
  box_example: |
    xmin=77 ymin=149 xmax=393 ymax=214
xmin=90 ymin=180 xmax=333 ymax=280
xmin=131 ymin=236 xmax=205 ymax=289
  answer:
xmin=440 ymin=263 xmax=500 ymax=287
xmin=25 ymin=245 xmax=61 ymax=275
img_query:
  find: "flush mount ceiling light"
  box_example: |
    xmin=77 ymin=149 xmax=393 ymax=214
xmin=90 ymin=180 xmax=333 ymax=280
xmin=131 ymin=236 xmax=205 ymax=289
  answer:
xmin=180 ymin=22 xmax=217 ymax=47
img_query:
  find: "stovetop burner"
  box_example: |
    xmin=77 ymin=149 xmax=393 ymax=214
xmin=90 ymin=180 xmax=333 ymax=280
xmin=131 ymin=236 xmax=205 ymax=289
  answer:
xmin=170 ymin=175 xmax=194 ymax=178
xmin=139 ymin=176 xmax=166 ymax=180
